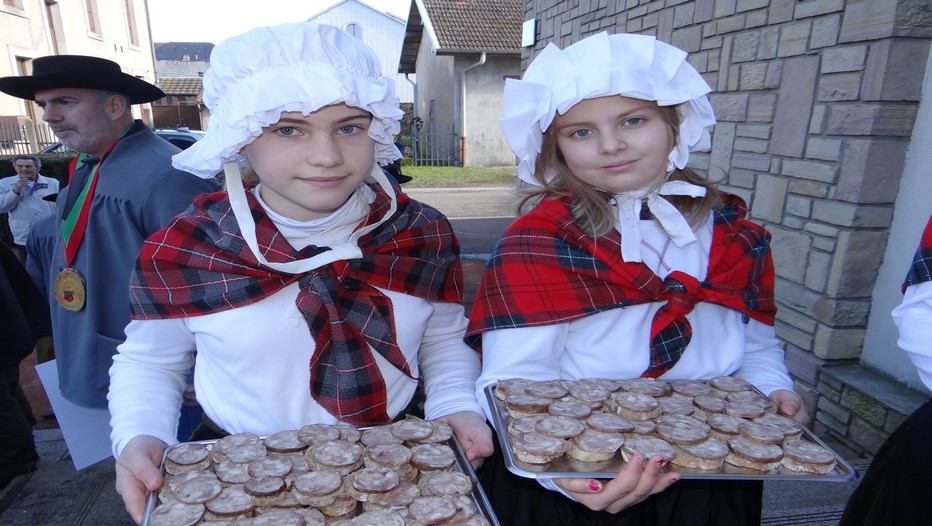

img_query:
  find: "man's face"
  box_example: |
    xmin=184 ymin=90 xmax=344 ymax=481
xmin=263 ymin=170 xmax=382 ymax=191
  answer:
xmin=14 ymin=159 xmax=38 ymax=181
xmin=34 ymin=88 xmax=118 ymax=156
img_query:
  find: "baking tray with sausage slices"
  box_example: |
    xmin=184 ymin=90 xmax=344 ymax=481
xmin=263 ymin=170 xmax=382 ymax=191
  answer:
xmin=484 ymin=378 xmax=857 ymax=482
xmin=141 ymin=420 xmax=500 ymax=525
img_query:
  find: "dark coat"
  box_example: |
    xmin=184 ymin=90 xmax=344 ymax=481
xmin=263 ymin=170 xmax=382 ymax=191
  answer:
xmin=0 ymin=242 xmax=51 ymax=367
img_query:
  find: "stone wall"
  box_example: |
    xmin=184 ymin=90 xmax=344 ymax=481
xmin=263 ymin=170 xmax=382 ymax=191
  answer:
xmin=523 ymin=0 xmax=932 ymax=455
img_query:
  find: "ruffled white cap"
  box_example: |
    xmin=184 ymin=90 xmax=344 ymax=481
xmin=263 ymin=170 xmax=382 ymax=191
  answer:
xmin=174 ymin=23 xmax=404 ymax=178
xmin=500 ymin=32 xmax=717 ymax=186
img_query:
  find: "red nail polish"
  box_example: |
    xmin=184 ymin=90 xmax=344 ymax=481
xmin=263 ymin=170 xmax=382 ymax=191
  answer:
xmin=588 ymin=479 xmax=602 ymax=491
xmin=655 ymin=457 xmax=665 ymax=466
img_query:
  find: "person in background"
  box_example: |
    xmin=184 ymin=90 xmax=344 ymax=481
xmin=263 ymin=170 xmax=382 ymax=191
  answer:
xmin=0 ymin=241 xmax=51 ymax=489
xmin=108 ymin=23 xmax=492 ymax=524
xmin=839 ymin=213 xmax=932 ymax=526
xmin=381 ymin=139 xmax=413 ymax=184
xmin=467 ymin=32 xmax=808 ymax=525
xmin=0 ymin=154 xmax=59 ymax=264
xmin=0 ymin=57 xmax=217 ymax=432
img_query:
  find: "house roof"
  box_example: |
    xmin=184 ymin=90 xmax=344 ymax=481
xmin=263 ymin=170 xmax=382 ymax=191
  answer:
xmin=154 ymin=42 xmax=215 ymax=62
xmin=157 ymin=78 xmax=203 ymax=96
xmin=399 ymin=0 xmax=522 ymax=73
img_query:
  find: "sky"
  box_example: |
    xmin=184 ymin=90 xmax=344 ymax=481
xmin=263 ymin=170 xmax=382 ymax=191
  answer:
xmin=147 ymin=0 xmax=411 ymax=45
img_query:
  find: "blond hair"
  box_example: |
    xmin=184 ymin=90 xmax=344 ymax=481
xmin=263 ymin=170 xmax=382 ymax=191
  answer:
xmin=520 ymin=101 xmax=721 ymax=238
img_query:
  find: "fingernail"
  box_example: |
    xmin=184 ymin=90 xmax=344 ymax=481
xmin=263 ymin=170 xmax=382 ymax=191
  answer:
xmin=655 ymin=457 xmax=665 ymax=466
xmin=588 ymin=479 xmax=602 ymax=492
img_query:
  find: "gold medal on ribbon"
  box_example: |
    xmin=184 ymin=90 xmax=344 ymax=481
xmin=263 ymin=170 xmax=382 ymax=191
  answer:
xmin=54 ymin=267 xmax=86 ymax=312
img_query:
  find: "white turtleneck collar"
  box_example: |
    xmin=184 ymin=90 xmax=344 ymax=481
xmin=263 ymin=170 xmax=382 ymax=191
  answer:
xmin=251 ymin=183 xmax=375 ymax=250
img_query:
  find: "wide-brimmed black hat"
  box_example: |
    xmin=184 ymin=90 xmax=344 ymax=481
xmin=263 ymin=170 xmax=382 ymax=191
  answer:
xmin=0 ymin=55 xmax=164 ymax=103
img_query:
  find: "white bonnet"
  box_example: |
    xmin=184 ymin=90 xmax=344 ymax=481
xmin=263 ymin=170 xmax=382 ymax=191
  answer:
xmin=500 ymin=32 xmax=717 ymax=186
xmin=174 ymin=23 xmax=404 ymax=178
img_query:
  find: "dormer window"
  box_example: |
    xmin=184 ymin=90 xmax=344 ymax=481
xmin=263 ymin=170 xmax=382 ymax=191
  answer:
xmin=344 ymin=22 xmax=362 ymax=39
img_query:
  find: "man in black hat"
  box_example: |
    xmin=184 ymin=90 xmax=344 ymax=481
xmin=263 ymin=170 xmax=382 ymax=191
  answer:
xmin=0 ymin=56 xmax=217 ymax=422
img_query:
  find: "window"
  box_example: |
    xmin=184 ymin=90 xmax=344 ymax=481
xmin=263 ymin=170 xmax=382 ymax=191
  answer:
xmin=124 ymin=0 xmax=139 ymax=46
xmin=17 ymin=57 xmax=38 ymax=122
xmin=85 ymin=0 xmax=101 ymax=35
xmin=344 ymin=22 xmax=363 ymax=39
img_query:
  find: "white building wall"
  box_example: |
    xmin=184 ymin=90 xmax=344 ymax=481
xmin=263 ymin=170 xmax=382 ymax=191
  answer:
xmin=0 ymin=0 xmax=156 ymax=117
xmin=413 ymin=32 xmax=456 ymax=163
xmin=1 ymin=0 xmax=54 ymax=115
xmin=308 ymin=0 xmax=413 ymax=103
xmin=48 ymin=0 xmax=155 ymax=82
xmin=862 ymin=46 xmax=932 ymax=394
xmin=457 ymin=54 xmax=518 ymax=167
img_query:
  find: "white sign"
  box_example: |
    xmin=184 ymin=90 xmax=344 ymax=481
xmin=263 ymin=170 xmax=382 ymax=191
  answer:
xmin=36 ymin=360 xmax=113 ymax=470
xmin=522 ymin=19 xmax=536 ymax=48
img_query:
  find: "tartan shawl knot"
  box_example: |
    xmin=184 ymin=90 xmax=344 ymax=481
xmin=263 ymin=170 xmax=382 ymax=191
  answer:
xmin=657 ymin=272 xmax=701 ymax=317
xmin=130 ymin=185 xmax=462 ymax=426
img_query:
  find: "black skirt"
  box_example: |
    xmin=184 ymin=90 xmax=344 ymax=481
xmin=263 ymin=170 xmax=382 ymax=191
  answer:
xmin=476 ymin=431 xmax=762 ymax=526
xmin=839 ymin=399 xmax=932 ymax=526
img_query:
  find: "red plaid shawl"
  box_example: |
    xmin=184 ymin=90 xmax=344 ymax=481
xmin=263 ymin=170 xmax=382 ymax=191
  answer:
xmin=904 ymin=214 xmax=932 ymax=291
xmin=465 ymin=193 xmax=776 ymax=374
xmin=129 ymin=185 xmax=463 ymax=425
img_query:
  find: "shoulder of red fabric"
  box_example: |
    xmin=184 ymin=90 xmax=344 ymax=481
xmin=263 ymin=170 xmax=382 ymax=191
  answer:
xmin=355 ymin=190 xmax=463 ymax=303
xmin=903 ymin=213 xmax=932 ymax=291
xmin=708 ymin=193 xmax=776 ymax=325
xmin=129 ymin=190 xmax=291 ymax=320
xmin=921 ymin=214 xmax=932 ymax=252
xmin=465 ymin=196 xmax=663 ymax=348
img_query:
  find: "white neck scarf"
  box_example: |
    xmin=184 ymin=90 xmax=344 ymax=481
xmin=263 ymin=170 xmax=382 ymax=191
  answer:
xmin=223 ymin=162 xmax=397 ymax=275
xmin=252 ymin=184 xmax=374 ymax=250
xmin=611 ymin=180 xmax=707 ymax=262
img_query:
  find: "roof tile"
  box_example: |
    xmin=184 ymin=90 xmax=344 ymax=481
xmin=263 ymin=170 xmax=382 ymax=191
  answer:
xmin=156 ymin=78 xmax=203 ymax=95
xmin=423 ymin=0 xmax=523 ymax=52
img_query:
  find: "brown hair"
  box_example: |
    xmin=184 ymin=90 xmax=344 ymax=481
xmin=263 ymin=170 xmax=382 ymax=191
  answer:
xmin=520 ymin=100 xmax=721 ymax=238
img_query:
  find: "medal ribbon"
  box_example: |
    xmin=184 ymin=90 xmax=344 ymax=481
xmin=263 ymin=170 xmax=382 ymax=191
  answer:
xmin=60 ymin=126 xmax=132 ymax=265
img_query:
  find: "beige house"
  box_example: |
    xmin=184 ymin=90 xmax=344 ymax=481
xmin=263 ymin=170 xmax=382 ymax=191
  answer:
xmin=521 ymin=0 xmax=932 ymax=458
xmin=0 ymin=0 xmax=158 ymax=152
xmin=152 ymin=42 xmax=213 ymax=129
xmin=400 ymin=0 xmax=523 ymax=167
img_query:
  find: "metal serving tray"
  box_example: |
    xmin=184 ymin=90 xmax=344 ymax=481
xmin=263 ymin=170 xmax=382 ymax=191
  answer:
xmin=484 ymin=383 xmax=857 ymax=482
xmin=142 ymin=430 xmax=500 ymax=526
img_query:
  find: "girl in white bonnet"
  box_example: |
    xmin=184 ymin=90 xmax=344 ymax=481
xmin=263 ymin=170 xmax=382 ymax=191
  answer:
xmin=466 ymin=32 xmax=808 ymax=525
xmin=107 ymin=23 xmax=492 ymax=523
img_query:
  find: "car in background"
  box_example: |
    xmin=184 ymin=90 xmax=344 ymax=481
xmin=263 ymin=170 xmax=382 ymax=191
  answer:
xmin=37 ymin=127 xmax=206 ymax=154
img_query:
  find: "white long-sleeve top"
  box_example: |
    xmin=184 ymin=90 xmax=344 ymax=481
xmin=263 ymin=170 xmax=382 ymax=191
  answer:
xmin=109 ymin=187 xmax=482 ymax=457
xmin=476 ymin=212 xmax=793 ymax=425
xmin=0 ymin=174 xmax=59 ymax=245
xmin=892 ymin=280 xmax=932 ymax=390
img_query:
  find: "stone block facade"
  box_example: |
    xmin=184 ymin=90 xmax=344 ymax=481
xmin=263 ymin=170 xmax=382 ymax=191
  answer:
xmin=523 ymin=0 xmax=932 ymax=456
